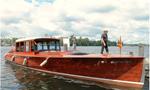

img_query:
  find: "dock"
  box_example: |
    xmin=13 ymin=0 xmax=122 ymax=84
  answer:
xmin=145 ymin=59 xmax=149 ymax=79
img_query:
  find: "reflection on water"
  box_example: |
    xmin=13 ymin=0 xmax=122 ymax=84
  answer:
xmin=8 ymin=63 xmax=107 ymax=90
xmin=1 ymin=46 xmax=149 ymax=90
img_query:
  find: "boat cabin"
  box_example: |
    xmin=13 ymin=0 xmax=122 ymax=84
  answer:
xmin=15 ymin=37 xmax=61 ymax=52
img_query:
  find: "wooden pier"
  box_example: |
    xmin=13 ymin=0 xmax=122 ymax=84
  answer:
xmin=138 ymin=45 xmax=149 ymax=79
xmin=144 ymin=57 xmax=149 ymax=79
xmin=145 ymin=64 xmax=149 ymax=79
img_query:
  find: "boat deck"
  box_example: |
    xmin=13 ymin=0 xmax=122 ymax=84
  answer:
xmin=8 ymin=52 xmax=144 ymax=59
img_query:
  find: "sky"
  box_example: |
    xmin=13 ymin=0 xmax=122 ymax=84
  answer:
xmin=0 ymin=0 xmax=149 ymax=44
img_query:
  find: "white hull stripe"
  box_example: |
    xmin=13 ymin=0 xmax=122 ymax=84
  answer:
xmin=34 ymin=68 xmax=143 ymax=85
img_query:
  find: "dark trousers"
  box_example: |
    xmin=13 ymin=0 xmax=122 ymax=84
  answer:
xmin=101 ymin=43 xmax=109 ymax=54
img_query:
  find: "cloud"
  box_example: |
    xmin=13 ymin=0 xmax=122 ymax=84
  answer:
xmin=1 ymin=17 xmax=21 ymax=25
xmin=133 ymin=15 xmax=149 ymax=21
xmin=86 ymin=6 xmax=116 ymax=13
xmin=25 ymin=0 xmax=55 ymax=5
xmin=0 ymin=0 xmax=149 ymax=44
xmin=30 ymin=26 xmax=61 ymax=36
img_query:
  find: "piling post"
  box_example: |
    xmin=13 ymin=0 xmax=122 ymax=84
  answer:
xmin=138 ymin=44 xmax=144 ymax=56
xmin=138 ymin=44 xmax=149 ymax=79
xmin=72 ymin=36 xmax=76 ymax=50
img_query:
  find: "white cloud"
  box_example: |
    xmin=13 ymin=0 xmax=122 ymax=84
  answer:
xmin=0 ymin=0 xmax=149 ymax=44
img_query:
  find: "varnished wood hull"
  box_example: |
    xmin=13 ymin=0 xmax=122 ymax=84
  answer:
xmin=5 ymin=53 xmax=145 ymax=89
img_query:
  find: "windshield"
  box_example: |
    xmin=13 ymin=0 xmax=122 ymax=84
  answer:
xmin=35 ymin=40 xmax=60 ymax=51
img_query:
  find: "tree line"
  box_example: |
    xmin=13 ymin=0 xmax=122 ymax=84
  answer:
xmin=69 ymin=37 xmax=117 ymax=46
xmin=1 ymin=38 xmax=18 ymax=46
xmin=1 ymin=37 xmax=147 ymax=46
xmin=1 ymin=37 xmax=117 ymax=46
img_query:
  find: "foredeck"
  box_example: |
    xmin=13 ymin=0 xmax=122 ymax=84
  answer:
xmin=63 ymin=54 xmax=144 ymax=59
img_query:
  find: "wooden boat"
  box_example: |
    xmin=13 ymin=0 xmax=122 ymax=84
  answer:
xmin=4 ymin=37 xmax=145 ymax=89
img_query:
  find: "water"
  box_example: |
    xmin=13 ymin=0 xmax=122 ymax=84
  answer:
xmin=1 ymin=46 xmax=149 ymax=90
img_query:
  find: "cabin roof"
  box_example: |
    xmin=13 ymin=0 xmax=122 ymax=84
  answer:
xmin=16 ymin=37 xmax=59 ymax=42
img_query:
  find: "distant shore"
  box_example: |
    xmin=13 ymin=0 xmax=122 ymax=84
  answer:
xmin=0 ymin=37 xmax=149 ymax=46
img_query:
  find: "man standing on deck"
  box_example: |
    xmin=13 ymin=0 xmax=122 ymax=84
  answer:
xmin=101 ymin=30 xmax=109 ymax=54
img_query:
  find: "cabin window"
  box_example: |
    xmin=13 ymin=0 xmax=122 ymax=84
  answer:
xmin=15 ymin=39 xmax=61 ymax=52
xmin=16 ymin=42 xmax=26 ymax=52
xmin=37 ymin=42 xmax=43 ymax=51
xmin=48 ymin=41 xmax=60 ymax=51
xmin=31 ymin=41 xmax=36 ymax=51
xmin=20 ymin=42 xmax=25 ymax=52
xmin=26 ymin=41 xmax=30 ymax=52
xmin=36 ymin=40 xmax=60 ymax=51
xmin=43 ymin=42 xmax=48 ymax=50
xmin=49 ymin=41 xmax=55 ymax=50
xmin=56 ymin=41 xmax=60 ymax=51
xmin=16 ymin=43 xmax=19 ymax=52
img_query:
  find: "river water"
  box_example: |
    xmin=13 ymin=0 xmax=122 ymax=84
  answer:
xmin=1 ymin=46 xmax=149 ymax=90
